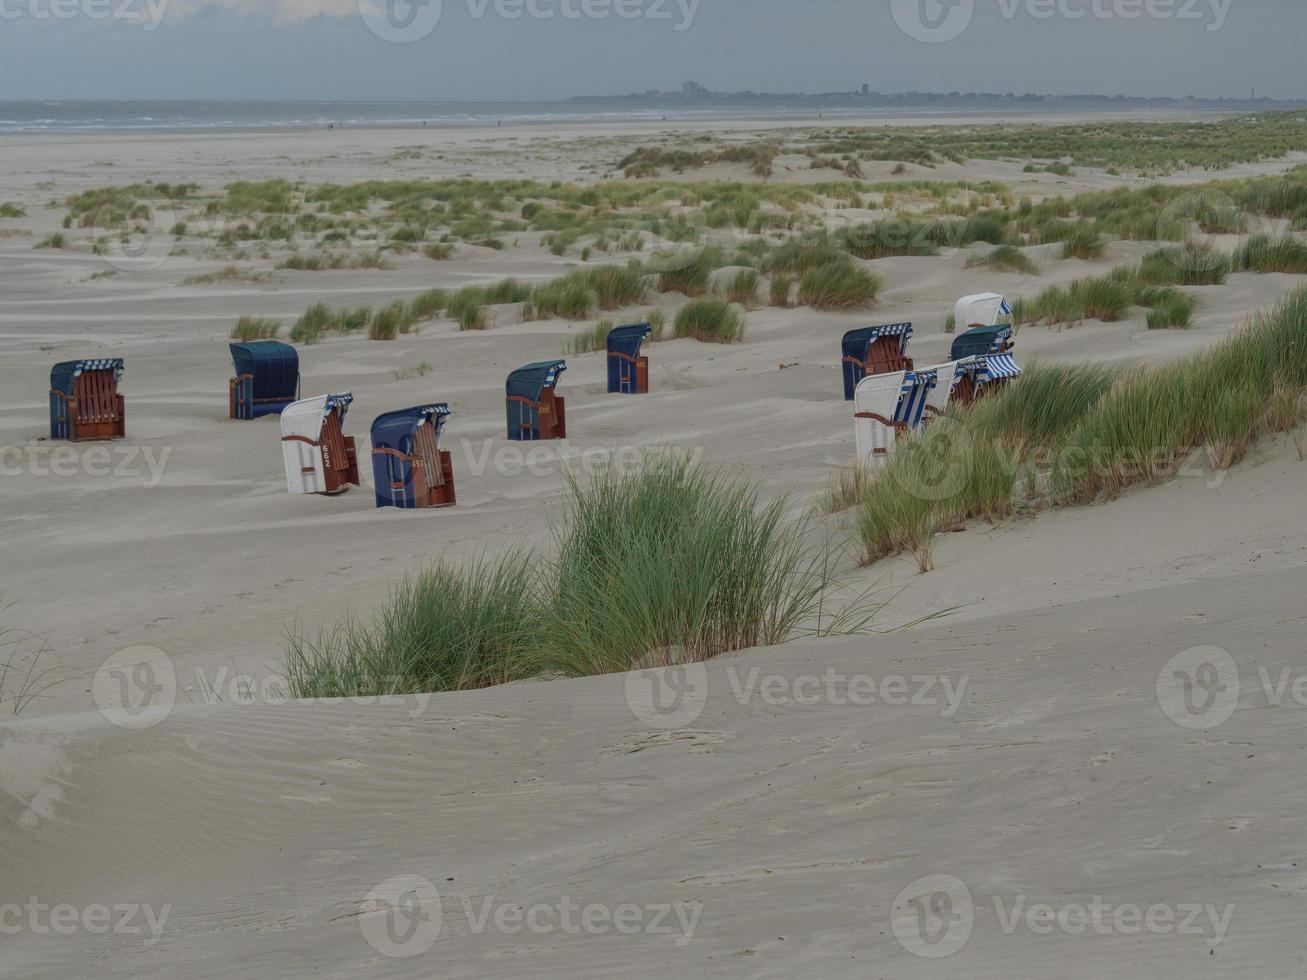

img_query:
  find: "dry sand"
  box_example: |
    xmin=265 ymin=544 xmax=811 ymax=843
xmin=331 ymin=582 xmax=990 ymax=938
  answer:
xmin=2 ymin=120 xmax=1306 ymax=977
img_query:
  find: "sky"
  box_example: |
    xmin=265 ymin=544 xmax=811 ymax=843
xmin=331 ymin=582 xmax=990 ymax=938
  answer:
xmin=0 ymin=0 xmax=1299 ymax=103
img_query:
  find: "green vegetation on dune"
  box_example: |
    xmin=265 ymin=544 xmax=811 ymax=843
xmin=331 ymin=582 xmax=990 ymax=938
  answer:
xmin=287 ymin=459 xmax=863 ymax=696
xmin=852 ymin=288 xmax=1307 ymax=570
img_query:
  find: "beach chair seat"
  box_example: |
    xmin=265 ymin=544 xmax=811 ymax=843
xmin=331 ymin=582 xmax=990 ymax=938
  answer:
xmin=506 ymin=361 xmax=567 ymax=441
xmin=49 ymin=359 xmax=125 ymax=442
xmin=854 ymin=370 xmax=913 ymax=469
xmin=953 ymin=293 xmax=1012 ymax=333
xmin=921 ymin=358 xmax=984 ymax=419
xmin=607 ymin=323 xmax=653 ymax=395
xmin=841 ymin=323 xmax=913 ymax=400
xmin=371 ymin=405 xmax=456 ymax=510
xmin=230 ymin=341 xmax=300 ymax=420
xmin=280 ymin=393 xmax=360 ymax=495
xmin=952 ymin=353 xmax=1023 ymax=406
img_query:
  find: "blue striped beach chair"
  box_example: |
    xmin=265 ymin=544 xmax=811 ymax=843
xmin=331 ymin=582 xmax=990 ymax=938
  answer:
xmin=371 ymin=404 xmax=455 ymax=510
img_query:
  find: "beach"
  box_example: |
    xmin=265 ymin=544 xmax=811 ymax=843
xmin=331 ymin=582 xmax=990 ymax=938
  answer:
xmin=2 ymin=115 xmax=1307 ymax=977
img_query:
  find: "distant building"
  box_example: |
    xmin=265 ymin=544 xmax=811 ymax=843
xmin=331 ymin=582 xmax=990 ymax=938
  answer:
xmin=682 ymin=81 xmax=709 ymax=101
xmin=862 ymin=83 xmax=870 ymax=96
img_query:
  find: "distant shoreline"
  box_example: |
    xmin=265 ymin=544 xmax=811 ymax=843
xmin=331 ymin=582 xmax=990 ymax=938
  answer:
xmin=0 ymin=98 xmax=1286 ymax=137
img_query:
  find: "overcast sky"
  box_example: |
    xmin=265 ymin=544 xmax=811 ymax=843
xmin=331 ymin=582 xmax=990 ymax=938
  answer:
xmin=0 ymin=0 xmax=1296 ymax=102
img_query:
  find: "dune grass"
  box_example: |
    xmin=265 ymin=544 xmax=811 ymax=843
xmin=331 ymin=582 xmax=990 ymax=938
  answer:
xmin=1060 ymin=223 xmax=1106 ymax=260
xmin=850 ymin=287 xmax=1307 ymax=570
xmin=564 ymin=318 xmax=614 ymax=355
xmin=230 ymin=316 xmax=281 ymax=341
xmin=286 ymin=556 xmax=543 ymax=697
xmin=1231 ymin=235 xmax=1307 ymax=274
xmin=536 ymin=460 xmax=847 ymax=675
xmin=288 ymin=458 xmax=865 ymax=696
xmin=719 ymin=268 xmax=761 ymax=307
xmin=966 ymin=244 xmax=1038 ymax=274
xmin=0 ymin=203 xmax=25 ymax=218
xmin=1146 ymin=290 xmax=1199 ymax=329
xmin=798 ymin=259 xmax=882 ymax=311
xmin=841 ymin=221 xmax=938 ymax=259
xmin=674 ymin=298 xmax=746 ymax=343
xmin=769 ymin=274 xmax=794 ymax=308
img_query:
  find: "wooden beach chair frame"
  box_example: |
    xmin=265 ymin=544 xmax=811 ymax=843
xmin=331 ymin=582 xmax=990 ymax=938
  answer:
xmin=49 ymin=360 xmax=125 ymax=442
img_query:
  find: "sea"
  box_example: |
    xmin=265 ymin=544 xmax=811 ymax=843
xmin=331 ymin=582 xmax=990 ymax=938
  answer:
xmin=0 ymin=99 xmax=1137 ymax=135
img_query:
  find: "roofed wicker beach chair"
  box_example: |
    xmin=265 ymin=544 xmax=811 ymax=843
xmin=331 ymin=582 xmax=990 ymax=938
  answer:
xmin=607 ymin=322 xmax=652 ymax=395
xmin=280 ymin=393 xmax=360 ymax=495
xmin=921 ymin=358 xmax=983 ymax=419
xmin=953 ymin=292 xmax=1012 ymax=332
xmin=951 ymin=352 xmax=1024 ymax=407
xmin=841 ymin=323 xmax=913 ymax=400
xmin=49 ymin=359 xmax=125 ymax=442
xmin=506 ymin=360 xmax=567 ymax=441
xmin=853 ymin=370 xmax=913 ymax=469
xmin=229 ymin=341 xmax=300 ymax=420
xmin=950 ymin=324 xmax=1015 ymax=361
xmin=370 ymin=404 xmax=456 ymax=510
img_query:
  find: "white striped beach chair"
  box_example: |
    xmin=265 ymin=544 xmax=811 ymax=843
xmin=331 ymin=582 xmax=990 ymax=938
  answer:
xmin=854 ymin=370 xmax=913 ymax=469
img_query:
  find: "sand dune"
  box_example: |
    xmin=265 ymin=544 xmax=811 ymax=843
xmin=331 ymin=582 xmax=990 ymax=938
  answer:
xmin=3 ymin=121 xmax=1307 ymax=976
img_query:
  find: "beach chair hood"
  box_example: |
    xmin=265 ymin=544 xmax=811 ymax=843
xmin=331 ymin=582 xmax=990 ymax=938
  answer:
xmin=280 ymin=392 xmax=353 ymax=441
xmin=607 ymin=323 xmax=652 ymax=360
xmin=370 ymin=404 xmax=452 ymax=455
xmin=50 ymin=359 xmax=124 ymax=396
xmin=954 ymin=293 xmax=1012 ymax=331
xmin=230 ymin=341 xmax=299 ymax=402
xmin=951 ymin=325 xmax=1014 ymax=361
xmin=507 ymin=360 xmax=566 ymax=404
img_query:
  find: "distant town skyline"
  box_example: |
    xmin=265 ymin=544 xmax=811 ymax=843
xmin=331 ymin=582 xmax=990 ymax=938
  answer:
xmin=0 ymin=0 xmax=1299 ymax=103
